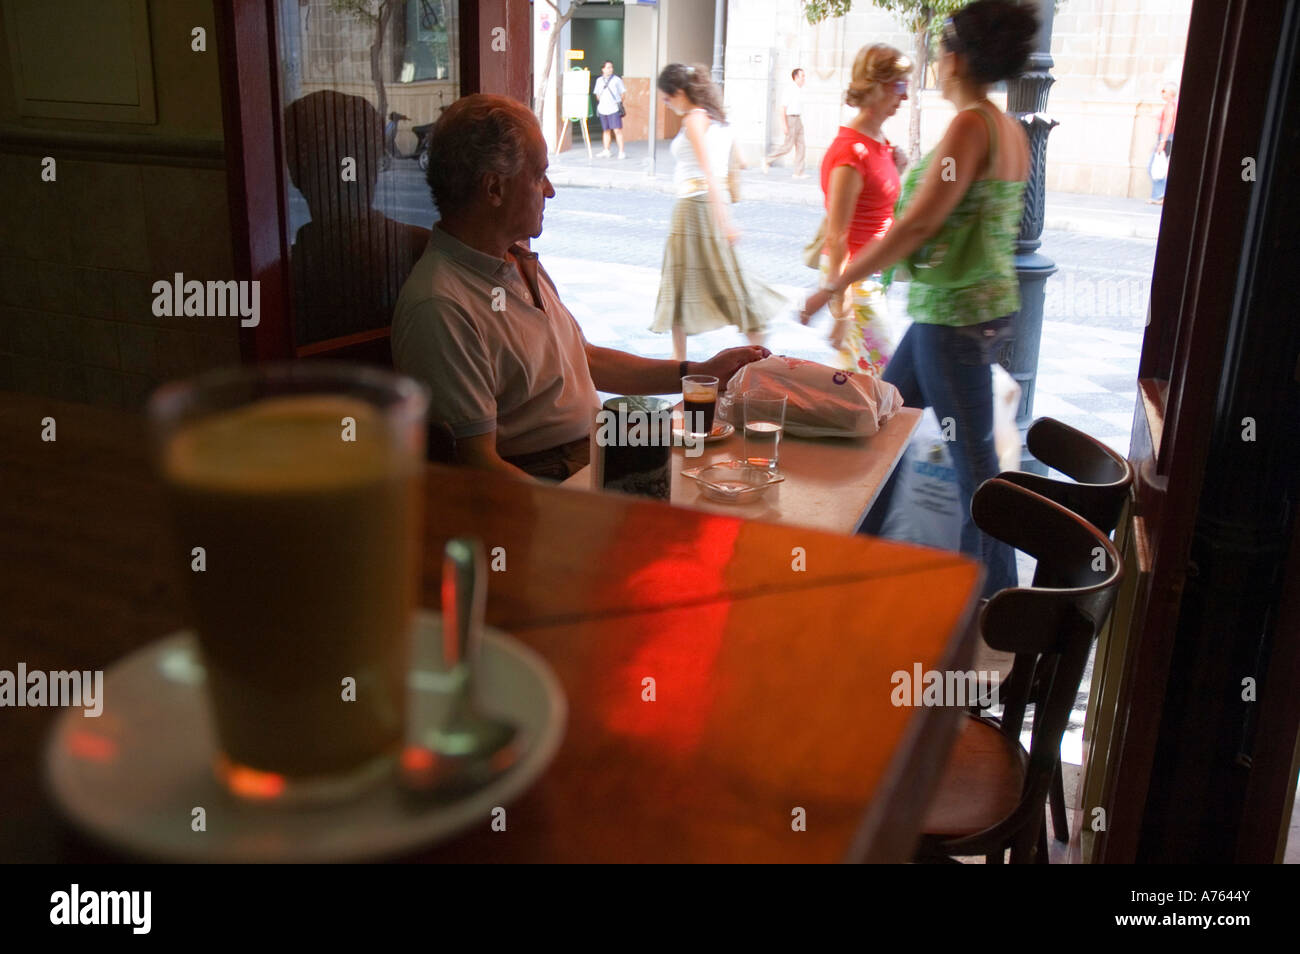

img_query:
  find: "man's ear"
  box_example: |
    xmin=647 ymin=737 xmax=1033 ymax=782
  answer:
xmin=482 ymin=171 xmax=505 ymax=208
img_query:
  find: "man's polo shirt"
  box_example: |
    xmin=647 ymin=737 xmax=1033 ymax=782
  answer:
xmin=392 ymin=224 xmax=600 ymax=457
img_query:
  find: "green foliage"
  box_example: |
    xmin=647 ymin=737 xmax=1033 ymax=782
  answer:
xmin=804 ymin=0 xmax=1061 ymax=29
xmin=803 ymin=0 xmax=964 ymax=31
xmin=330 ymin=0 xmax=386 ymax=22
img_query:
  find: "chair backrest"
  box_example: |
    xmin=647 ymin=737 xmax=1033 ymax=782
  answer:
xmin=998 ymin=417 xmax=1134 ymax=534
xmin=971 ymin=478 xmax=1124 ymax=828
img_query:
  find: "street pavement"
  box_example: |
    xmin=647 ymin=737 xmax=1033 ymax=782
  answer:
xmin=545 ymin=138 xmax=1165 ymax=240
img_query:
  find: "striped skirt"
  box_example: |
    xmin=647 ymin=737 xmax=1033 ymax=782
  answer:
xmin=651 ymin=194 xmax=786 ymax=336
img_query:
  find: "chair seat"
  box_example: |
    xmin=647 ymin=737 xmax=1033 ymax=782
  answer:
xmin=922 ymin=715 xmax=1026 ymax=838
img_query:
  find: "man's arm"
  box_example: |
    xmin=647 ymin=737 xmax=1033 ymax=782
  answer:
xmin=585 ymin=344 xmax=768 ymax=394
xmin=455 ymin=432 xmax=534 ymax=480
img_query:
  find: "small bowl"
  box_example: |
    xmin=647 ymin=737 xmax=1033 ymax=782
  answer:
xmin=682 ymin=459 xmax=784 ymax=503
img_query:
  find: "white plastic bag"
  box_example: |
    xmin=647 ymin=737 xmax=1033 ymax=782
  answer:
xmin=723 ymin=355 xmax=902 ymax=438
xmin=878 ymin=408 xmax=964 ymax=550
xmin=1150 ymin=149 xmax=1169 ymax=181
xmin=992 ymin=364 xmax=1022 ymax=474
xmin=878 ymin=368 xmax=1020 ymax=550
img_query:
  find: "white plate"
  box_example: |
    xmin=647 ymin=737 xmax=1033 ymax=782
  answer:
xmin=44 ymin=612 xmax=566 ymax=862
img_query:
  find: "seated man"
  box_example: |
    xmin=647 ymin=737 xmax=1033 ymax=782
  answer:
xmin=393 ymin=94 xmax=767 ymax=481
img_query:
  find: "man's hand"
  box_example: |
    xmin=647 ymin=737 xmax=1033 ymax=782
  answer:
xmin=693 ymin=346 xmax=770 ymax=385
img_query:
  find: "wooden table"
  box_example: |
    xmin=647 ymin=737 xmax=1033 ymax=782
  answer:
xmin=0 ymin=392 xmax=981 ymax=863
xmin=563 ymin=408 xmax=922 ymax=535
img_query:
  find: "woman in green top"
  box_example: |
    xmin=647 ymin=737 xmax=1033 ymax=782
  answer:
xmin=801 ymin=0 xmax=1038 ymax=597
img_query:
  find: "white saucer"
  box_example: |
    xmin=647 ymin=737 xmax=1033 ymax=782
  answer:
xmin=44 ymin=612 xmax=566 ymax=862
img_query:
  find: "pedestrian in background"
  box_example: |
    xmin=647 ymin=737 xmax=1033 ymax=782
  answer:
xmin=1148 ymin=80 xmax=1177 ymax=205
xmin=594 ymin=60 xmax=627 ymax=159
xmin=652 ymin=63 xmax=783 ymax=361
xmin=763 ymin=68 xmax=808 ymax=177
xmin=817 ymin=44 xmax=912 ymax=376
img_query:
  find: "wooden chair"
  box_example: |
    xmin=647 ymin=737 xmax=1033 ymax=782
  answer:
xmin=914 ymin=478 xmax=1122 ymax=863
xmin=996 ymin=417 xmax=1134 ymax=841
xmin=1000 ymin=417 xmax=1134 ymax=535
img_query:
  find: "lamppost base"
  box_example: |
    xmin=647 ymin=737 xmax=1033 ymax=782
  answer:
xmin=1009 ymin=252 xmax=1058 ymax=475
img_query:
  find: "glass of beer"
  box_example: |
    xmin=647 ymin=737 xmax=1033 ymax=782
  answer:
xmin=147 ymin=363 xmax=429 ymax=804
xmin=681 ymin=374 xmax=719 ymax=440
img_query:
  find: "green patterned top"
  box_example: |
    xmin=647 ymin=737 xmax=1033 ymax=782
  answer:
xmin=894 ymin=106 xmax=1025 ymax=327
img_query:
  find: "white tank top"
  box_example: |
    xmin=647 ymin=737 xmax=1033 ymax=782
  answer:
xmin=671 ymin=111 xmax=733 ymax=195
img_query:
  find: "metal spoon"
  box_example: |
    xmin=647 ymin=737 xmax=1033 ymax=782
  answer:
xmin=399 ymin=538 xmax=519 ymax=798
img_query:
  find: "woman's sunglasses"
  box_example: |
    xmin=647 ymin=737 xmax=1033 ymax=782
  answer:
xmin=892 ymin=80 xmax=909 ymax=95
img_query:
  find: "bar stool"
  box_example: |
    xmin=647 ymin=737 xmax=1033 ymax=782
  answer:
xmin=914 ymin=478 xmax=1123 ymax=863
xmin=997 ymin=417 xmax=1134 ymax=841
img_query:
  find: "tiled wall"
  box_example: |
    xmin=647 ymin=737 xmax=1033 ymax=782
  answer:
xmin=0 ymin=0 xmax=240 ymax=410
xmin=0 ymin=153 xmax=241 ymax=409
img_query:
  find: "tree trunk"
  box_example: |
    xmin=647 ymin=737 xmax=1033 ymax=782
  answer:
xmin=534 ymin=1 xmax=584 ymax=126
xmin=370 ymin=1 xmax=395 ymax=126
xmin=909 ymin=19 xmax=927 ymax=163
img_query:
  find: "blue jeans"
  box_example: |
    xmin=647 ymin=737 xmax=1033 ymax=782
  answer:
xmin=1150 ymin=138 xmax=1172 ymax=200
xmin=861 ymin=317 xmax=1019 ymax=598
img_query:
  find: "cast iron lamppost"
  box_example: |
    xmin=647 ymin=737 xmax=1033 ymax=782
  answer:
xmin=1003 ymin=0 xmax=1058 ymax=472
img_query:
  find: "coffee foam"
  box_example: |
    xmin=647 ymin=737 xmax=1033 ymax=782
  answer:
xmin=165 ymin=395 xmax=410 ymax=493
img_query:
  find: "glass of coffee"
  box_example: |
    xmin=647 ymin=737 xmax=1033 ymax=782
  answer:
xmin=148 ymin=362 xmax=429 ymax=804
xmin=681 ymin=374 xmax=720 ymax=439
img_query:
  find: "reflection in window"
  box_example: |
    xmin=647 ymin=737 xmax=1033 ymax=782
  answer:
xmin=279 ymin=1 xmax=454 ymax=350
xmin=398 ymin=0 xmax=454 ymax=82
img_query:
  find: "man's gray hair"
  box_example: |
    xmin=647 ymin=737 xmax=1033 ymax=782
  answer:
xmin=425 ymin=94 xmax=539 ymax=216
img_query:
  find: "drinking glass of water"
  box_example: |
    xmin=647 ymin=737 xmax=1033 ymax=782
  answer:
xmin=743 ymin=390 xmax=787 ymax=472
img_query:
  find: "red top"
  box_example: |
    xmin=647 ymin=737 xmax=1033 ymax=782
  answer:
xmin=820 ymin=127 xmax=901 ymax=256
xmin=1158 ymin=98 xmax=1178 ymax=137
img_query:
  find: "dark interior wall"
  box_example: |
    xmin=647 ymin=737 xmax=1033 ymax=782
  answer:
xmin=0 ymin=0 xmax=240 ymax=410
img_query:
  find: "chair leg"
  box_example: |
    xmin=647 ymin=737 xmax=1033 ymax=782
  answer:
xmin=1037 ymin=818 xmax=1050 ymax=863
xmin=1050 ymin=760 xmax=1069 ymax=842
xmin=987 ymin=848 xmax=1004 ymax=864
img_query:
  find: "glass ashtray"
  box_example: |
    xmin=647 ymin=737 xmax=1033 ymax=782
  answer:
xmin=681 ymin=459 xmax=784 ymax=503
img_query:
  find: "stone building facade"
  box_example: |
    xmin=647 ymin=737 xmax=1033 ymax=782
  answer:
xmin=724 ymin=0 xmax=1191 ymax=198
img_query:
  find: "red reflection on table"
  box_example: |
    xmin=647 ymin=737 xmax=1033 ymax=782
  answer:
xmin=604 ymin=519 xmax=740 ymax=752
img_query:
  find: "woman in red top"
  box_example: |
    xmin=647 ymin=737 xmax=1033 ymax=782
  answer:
xmin=818 ymin=44 xmax=912 ymax=375
xmin=1148 ymin=81 xmax=1178 ymax=204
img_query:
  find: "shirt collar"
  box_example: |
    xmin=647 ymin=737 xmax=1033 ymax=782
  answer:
xmin=429 ymin=222 xmax=533 ymax=279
